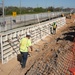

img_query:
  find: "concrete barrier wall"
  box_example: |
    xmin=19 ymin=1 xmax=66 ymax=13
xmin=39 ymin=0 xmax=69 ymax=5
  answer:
xmin=0 ymin=17 xmax=66 ymax=64
xmin=0 ymin=12 xmax=62 ymax=32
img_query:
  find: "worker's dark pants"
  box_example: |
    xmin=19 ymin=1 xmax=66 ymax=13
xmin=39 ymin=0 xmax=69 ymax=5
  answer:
xmin=53 ymin=28 xmax=56 ymax=34
xmin=20 ymin=52 xmax=28 ymax=68
xmin=50 ymin=26 xmax=53 ymax=34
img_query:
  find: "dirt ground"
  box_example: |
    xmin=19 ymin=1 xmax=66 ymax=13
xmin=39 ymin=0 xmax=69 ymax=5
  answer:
xmin=0 ymin=14 xmax=75 ymax=75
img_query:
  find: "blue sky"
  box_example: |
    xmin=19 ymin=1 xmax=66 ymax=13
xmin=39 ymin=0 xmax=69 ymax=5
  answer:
xmin=0 ymin=0 xmax=75 ymax=8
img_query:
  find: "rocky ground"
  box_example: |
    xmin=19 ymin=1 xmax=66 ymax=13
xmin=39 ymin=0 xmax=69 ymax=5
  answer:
xmin=0 ymin=14 xmax=75 ymax=75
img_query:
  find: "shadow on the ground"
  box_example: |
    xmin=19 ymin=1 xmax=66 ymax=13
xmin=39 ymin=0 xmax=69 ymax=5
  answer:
xmin=57 ymin=31 xmax=75 ymax=42
xmin=63 ymin=32 xmax=74 ymax=41
xmin=57 ymin=25 xmax=75 ymax=42
xmin=69 ymin=26 xmax=75 ymax=31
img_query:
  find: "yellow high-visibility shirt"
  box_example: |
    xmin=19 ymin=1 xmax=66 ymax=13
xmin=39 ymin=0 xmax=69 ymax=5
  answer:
xmin=20 ymin=37 xmax=31 ymax=52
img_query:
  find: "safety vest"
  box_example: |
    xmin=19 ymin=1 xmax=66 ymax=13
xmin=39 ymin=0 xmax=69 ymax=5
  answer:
xmin=53 ymin=24 xmax=57 ymax=29
xmin=20 ymin=38 xmax=31 ymax=52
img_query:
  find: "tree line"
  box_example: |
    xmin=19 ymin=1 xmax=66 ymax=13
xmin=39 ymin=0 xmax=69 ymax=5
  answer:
xmin=0 ymin=6 xmax=72 ymax=16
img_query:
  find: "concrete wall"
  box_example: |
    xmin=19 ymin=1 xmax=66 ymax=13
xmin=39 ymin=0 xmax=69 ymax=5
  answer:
xmin=0 ymin=17 xmax=66 ymax=64
xmin=0 ymin=12 xmax=62 ymax=32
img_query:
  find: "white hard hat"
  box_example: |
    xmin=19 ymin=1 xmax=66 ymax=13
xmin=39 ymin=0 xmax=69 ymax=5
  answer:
xmin=26 ymin=32 xmax=31 ymax=36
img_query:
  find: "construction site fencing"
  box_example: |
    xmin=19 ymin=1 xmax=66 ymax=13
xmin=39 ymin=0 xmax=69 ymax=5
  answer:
xmin=0 ymin=17 xmax=66 ymax=64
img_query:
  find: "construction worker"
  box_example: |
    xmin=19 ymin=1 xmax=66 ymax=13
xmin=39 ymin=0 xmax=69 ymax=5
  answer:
xmin=70 ymin=13 xmax=72 ymax=19
xmin=20 ymin=32 xmax=33 ymax=68
xmin=52 ymin=22 xmax=57 ymax=34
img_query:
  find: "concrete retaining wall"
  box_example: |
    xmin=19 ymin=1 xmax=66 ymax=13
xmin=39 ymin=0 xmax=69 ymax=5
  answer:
xmin=0 ymin=17 xmax=66 ymax=64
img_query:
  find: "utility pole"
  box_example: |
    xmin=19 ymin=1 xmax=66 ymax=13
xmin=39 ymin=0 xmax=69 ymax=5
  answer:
xmin=2 ymin=0 xmax=5 ymax=23
xmin=20 ymin=0 xmax=21 ymax=21
xmin=2 ymin=0 xmax=6 ymax=31
xmin=0 ymin=0 xmax=5 ymax=31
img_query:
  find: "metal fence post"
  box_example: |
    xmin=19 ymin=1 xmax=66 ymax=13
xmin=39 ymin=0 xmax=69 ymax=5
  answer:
xmin=0 ymin=35 xmax=3 ymax=64
xmin=10 ymin=17 xmax=12 ymax=29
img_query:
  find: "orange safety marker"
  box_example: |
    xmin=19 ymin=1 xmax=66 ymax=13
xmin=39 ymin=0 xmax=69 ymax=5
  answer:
xmin=69 ymin=68 xmax=75 ymax=75
xmin=69 ymin=37 xmax=75 ymax=75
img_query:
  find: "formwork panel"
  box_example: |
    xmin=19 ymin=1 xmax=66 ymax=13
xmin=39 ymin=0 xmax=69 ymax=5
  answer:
xmin=0 ymin=17 xmax=66 ymax=64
